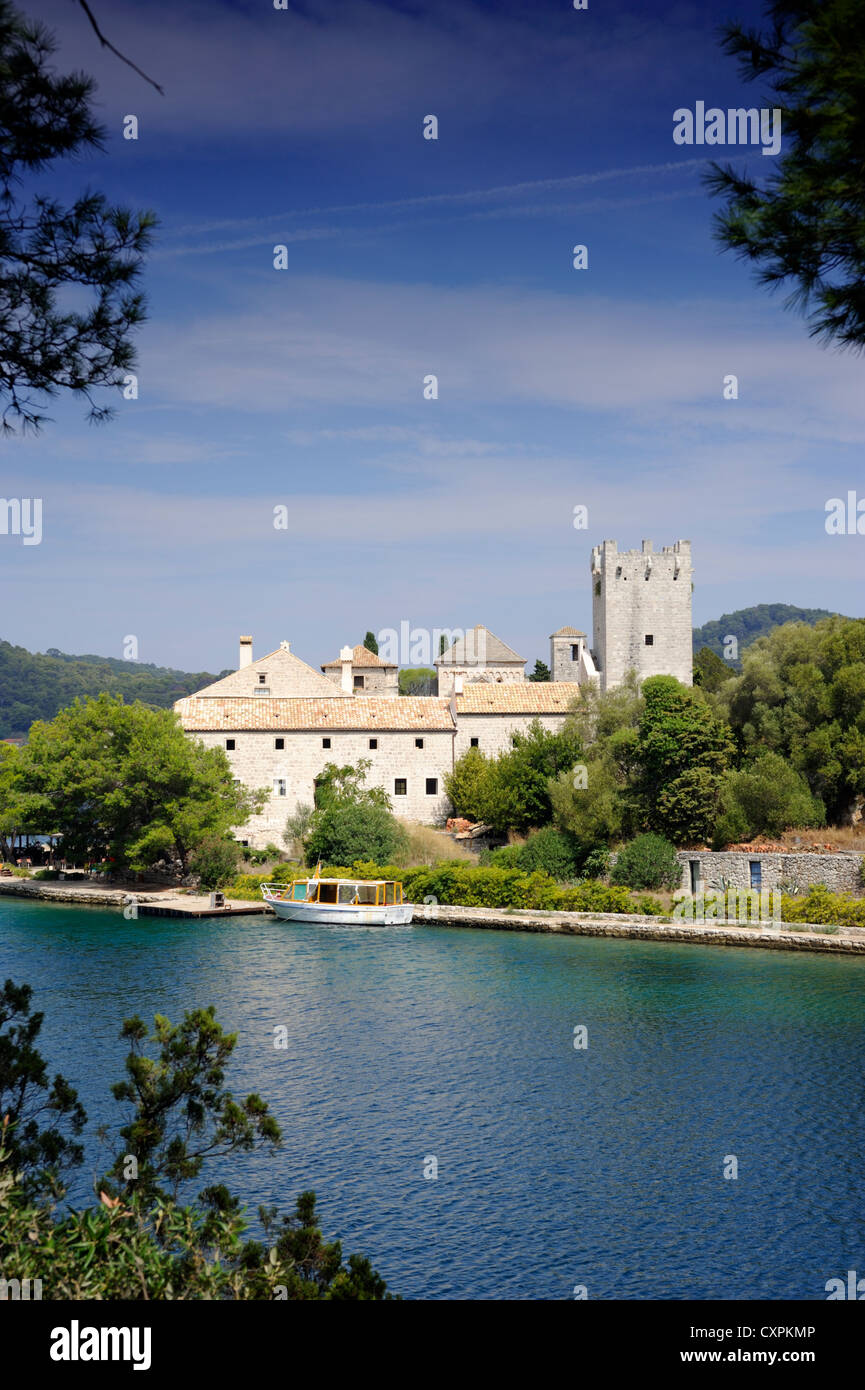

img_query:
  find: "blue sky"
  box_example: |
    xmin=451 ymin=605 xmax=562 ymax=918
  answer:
xmin=2 ymin=0 xmax=863 ymax=674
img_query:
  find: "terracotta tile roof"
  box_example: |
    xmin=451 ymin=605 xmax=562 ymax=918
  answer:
xmin=455 ymin=682 xmax=580 ymax=714
xmin=175 ymin=695 xmax=455 ymax=732
xmin=321 ymin=644 xmax=396 ymax=670
xmin=550 ymin=626 xmax=586 ymax=637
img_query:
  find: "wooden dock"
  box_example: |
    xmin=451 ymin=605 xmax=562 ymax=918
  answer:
xmin=138 ymin=901 xmax=270 ymax=919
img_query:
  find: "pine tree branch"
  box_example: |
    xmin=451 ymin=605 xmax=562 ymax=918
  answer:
xmin=77 ymin=0 xmax=164 ymax=96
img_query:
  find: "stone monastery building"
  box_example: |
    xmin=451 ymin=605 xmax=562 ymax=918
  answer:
xmin=174 ymin=539 xmax=692 ymax=847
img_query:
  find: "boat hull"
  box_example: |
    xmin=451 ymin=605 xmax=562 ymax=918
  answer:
xmin=268 ymin=899 xmax=414 ymax=926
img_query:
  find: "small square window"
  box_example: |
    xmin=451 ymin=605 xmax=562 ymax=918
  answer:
xmin=394 ymin=778 xmax=407 ymax=796
xmin=226 ymin=738 xmax=235 ymax=751
xmin=645 ymin=634 xmax=654 ymax=646
xmin=369 ymin=738 xmax=378 ymax=750
xmin=425 ymin=778 xmax=438 ymax=795
xmin=322 ymin=737 xmax=331 ymax=749
xmin=258 ymin=673 xmax=266 ymax=684
xmin=275 ymin=737 xmax=284 ymax=750
xmin=470 ymin=737 xmax=479 ymax=748
xmin=354 ymin=674 xmax=364 ymax=689
xmin=415 ymin=737 xmax=424 ymax=749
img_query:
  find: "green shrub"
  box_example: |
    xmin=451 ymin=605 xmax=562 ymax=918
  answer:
xmin=514 ymin=827 xmax=582 ymax=879
xmin=236 ymin=858 xmax=663 ymax=917
xmin=188 ymin=836 xmax=241 ymax=891
xmin=611 ymin=833 xmax=680 ymax=891
xmin=32 ymin=868 xmax=59 ymax=880
xmin=305 ymin=803 xmax=407 ymax=868
xmin=780 ymin=883 xmax=865 ymax=929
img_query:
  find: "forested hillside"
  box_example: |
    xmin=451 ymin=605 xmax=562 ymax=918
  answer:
xmin=0 ymin=641 xmax=228 ymax=739
xmin=692 ymin=604 xmax=840 ymax=660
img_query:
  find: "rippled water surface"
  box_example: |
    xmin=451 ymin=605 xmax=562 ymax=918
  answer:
xmin=2 ymin=896 xmax=864 ymax=1299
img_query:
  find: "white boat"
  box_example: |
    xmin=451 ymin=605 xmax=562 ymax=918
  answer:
xmin=261 ymin=876 xmax=414 ymax=925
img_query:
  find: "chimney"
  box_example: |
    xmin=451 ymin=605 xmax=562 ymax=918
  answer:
xmin=280 ymin=640 xmax=291 ymax=652
xmin=339 ymin=644 xmax=353 ymax=694
xmin=239 ymin=636 xmax=253 ymax=669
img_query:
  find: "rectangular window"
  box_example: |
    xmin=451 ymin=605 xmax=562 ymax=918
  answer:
xmin=394 ymin=778 xmax=407 ymax=796
xmin=645 ymin=634 xmax=654 ymax=646
xmin=274 ymin=737 xmax=284 ymax=750
xmin=258 ymin=673 xmax=266 ymax=684
xmin=426 ymin=778 xmax=438 ymax=795
xmin=354 ymin=674 xmax=364 ymax=689
xmin=571 ymin=644 xmax=579 ymax=661
xmin=470 ymin=737 xmax=479 ymax=748
xmin=369 ymin=738 xmax=377 ymax=749
xmin=322 ymin=737 xmax=331 ymax=749
xmin=689 ymin=860 xmax=700 ymax=894
xmin=749 ymin=860 xmax=762 ymax=890
xmin=254 ymin=687 xmax=270 ymax=696
xmin=415 ymin=737 xmax=424 ymax=749
xmin=226 ymin=738 xmax=235 ymax=750
xmin=273 ymin=778 xmax=287 ymax=798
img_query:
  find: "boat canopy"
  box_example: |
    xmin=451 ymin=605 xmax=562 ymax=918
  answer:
xmin=264 ymin=878 xmax=404 ymax=906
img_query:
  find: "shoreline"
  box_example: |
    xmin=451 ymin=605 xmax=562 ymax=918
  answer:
xmin=2 ymin=878 xmax=864 ymax=955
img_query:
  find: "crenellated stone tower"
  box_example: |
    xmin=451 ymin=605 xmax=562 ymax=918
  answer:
xmin=591 ymin=539 xmax=692 ymax=691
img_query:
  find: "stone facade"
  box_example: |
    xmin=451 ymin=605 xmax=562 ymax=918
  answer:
xmin=175 ymin=684 xmax=581 ymax=847
xmin=175 ymin=538 xmax=695 ymax=847
xmin=677 ymin=850 xmax=864 ymax=897
xmin=435 ymin=625 xmax=526 ymax=697
xmin=196 ymin=725 xmax=454 ymax=844
xmin=591 ymin=539 xmax=693 ymax=691
xmin=453 ymin=683 xmax=580 ymax=759
xmin=321 ymin=643 xmax=398 ymax=696
xmin=549 ymin=627 xmax=599 ymax=685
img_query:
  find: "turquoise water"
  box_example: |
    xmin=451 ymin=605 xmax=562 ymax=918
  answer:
xmin=2 ymin=895 xmax=865 ymax=1300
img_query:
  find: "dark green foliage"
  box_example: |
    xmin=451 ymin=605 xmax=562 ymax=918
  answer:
xmin=692 ymin=605 xmax=838 ymax=664
xmin=528 ymin=659 xmax=551 ymax=682
xmin=398 ymin=667 xmax=437 ymax=695
xmin=188 ymin=836 xmax=241 ymax=891
xmin=693 ymin=645 xmax=735 ymax=692
xmin=0 ymin=0 xmax=156 ymax=431
xmin=0 ymin=638 xmax=227 ymax=739
xmin=712 ymin=751 xmax=826 ymax=847
xmin=305 ymin=760 xmax=407 ymax=865
xmin=363 ymin=632 xmax=379 ymax=655
xmin=305 ymin=803 xmax=407 ymax=867
xmin=486 ymin=827 xmax=582 ymax=880
xmin=636 ymin=677 xmax=736 ymax=843
xmin=0 ymin=979 xmax=86 ymax=1195
xmin=446 ymin=720 xmax=583 ymax=834
xmin=611 ymin=834 xmax=681 ymax=891
xmin=704 ymin=0 xmax=865 ymax=348
xmin=7 ymin=693 xmax=264 ymax=870
xmin=720 ymin=616 xmax=865 ymax=821
xmin=0 ymin=988 xmax=394 ymax=1299
xmin=104 ymin=1007 xmax=281 ymax=1205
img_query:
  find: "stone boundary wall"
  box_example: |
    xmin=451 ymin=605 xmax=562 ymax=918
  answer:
xmin=676 ymin=850 xmax=864 ymax=896
xmin=422 ymin=903 xmax=865 ymax=956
